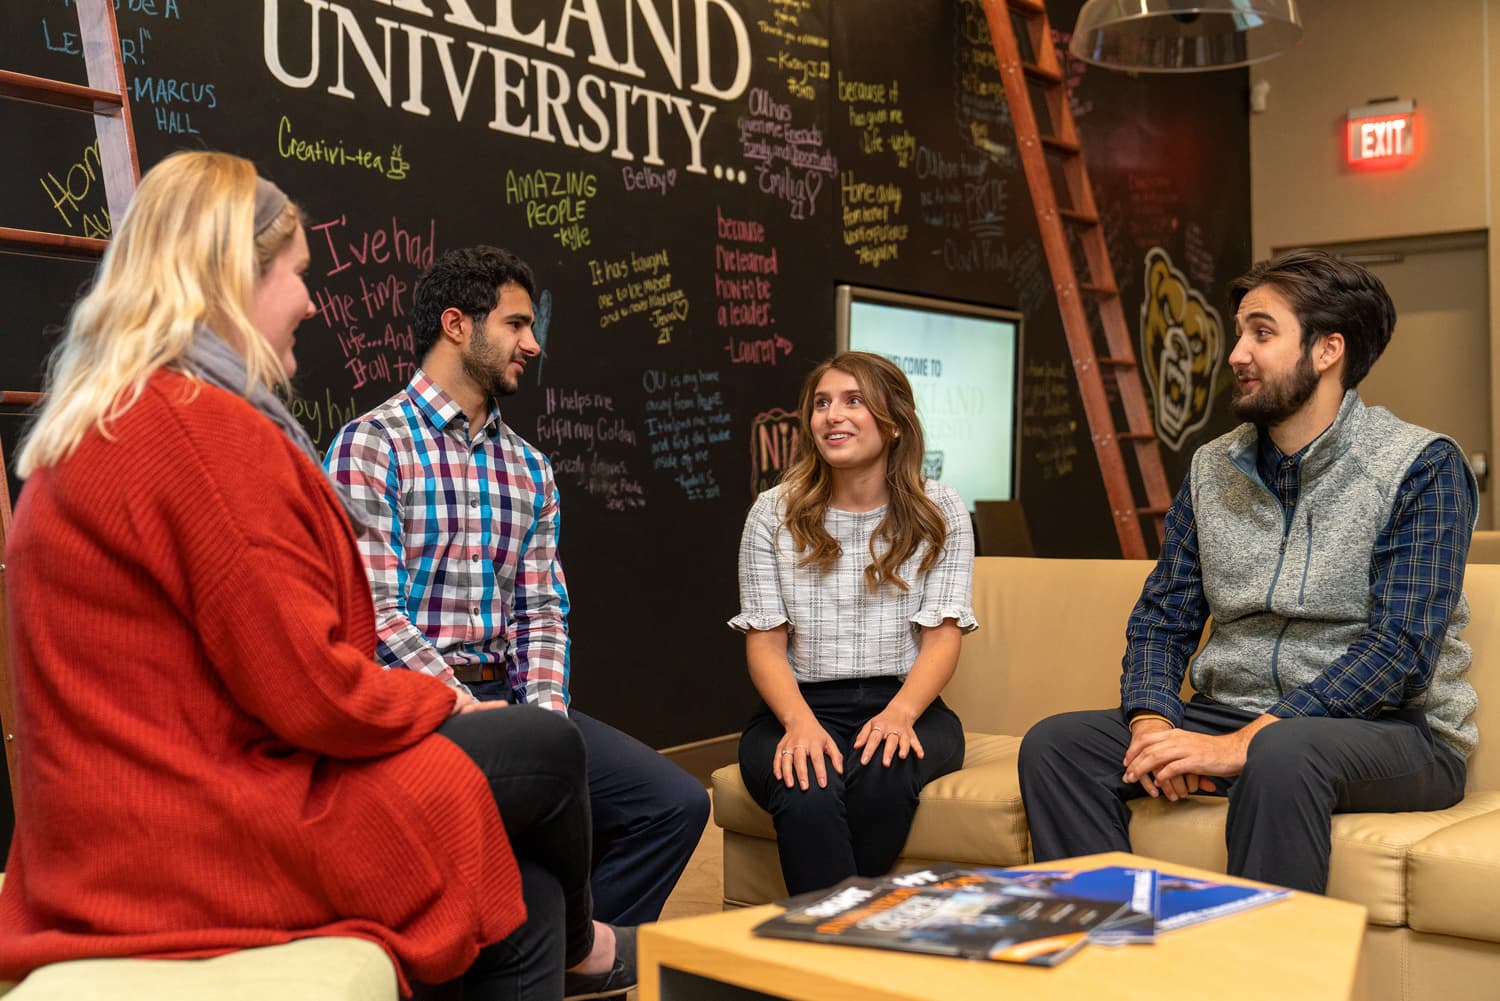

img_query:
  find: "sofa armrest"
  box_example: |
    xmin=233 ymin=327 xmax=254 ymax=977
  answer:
xmin=1407 ymin=796 xmax=1500 ymax=943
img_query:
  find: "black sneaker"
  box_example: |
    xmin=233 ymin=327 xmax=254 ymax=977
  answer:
xmin=563 ymin=925 xmax=637 ymax=1001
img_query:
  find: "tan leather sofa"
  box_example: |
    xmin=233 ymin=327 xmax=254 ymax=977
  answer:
xmin=713 ymin=557 xmax=1500 ymax=1001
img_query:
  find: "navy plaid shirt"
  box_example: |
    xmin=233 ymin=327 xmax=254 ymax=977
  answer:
xmin=1122 ymin=434 xmax=1474 ymax=724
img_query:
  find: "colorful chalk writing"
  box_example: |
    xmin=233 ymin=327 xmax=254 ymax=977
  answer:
xmin=756 ymin=0 xmax=830 ymax=101
xmin=1184 ymin=222 xmax=1217 ymax=290
xmin=306 ymin=212 xmax=436 ymax=396
xmin=534 ymin=387 xmax=646 ymax=512
xmin=839 ymin=170 xmax=906 ymax=268
xmin=620 ymin=163 xmax=678 ymax=197
xmin=277 ymin=115 xmax=411 ymax=181
xmin=914 ymin=145 xmax=1009 ymax=275
xmin=1050 ymin=27 xmax=1095 ymax=120
xmin=44 ymin=0 xmax=222 ymax=137
xmin=589 ymin=248 xmax=689 ymax=344
xmin=505 ymin=168 xmax=597 ymax=252
xmin=715 ymin=207 xmax=793 ymax=365
xmin=953 ymin=0 xmax=1011 ymax=153
xmin=1022 ymin=361 xmax=1080 ymax=481
xmin=642 ymin=368 xmax=731 ymax=502
xmin=37 ymin=138 xmax=111 ymax=237
xmin=837 ymin=73 xmax=916 ymax=169
xmin=286 ymin=386 xmax=360 ymax=452
xmin=739 ymin=87 xmax=837 ymax=220
xmin=749 ymin=408 xmax=800 ymax=496
xmin=1128 ymin=173 xmax=1179 ymax=248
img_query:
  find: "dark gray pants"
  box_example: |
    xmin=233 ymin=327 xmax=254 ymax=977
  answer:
xmin=416 ymin=706 xmax=595 ymax=1001
xmin=738 ymin=677 xmax=966 ymax=895
xmin=1017 ymin=698 xmax=1466 ymax=893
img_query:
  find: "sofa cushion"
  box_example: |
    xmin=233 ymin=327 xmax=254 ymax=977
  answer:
xmin=1129 ymin=791 xmax=1500 ymax=926
xmin=0 ymin=937 xmax=396 ymax=1000
xmin=712 ymin=732 xmax=1029 ymax=867
xmin=1407 ymin=797 xmax=1500 ymax=943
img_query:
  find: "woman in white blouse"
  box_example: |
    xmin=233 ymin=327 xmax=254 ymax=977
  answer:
xmin=730 ymin=351 xmax=977 ymax=894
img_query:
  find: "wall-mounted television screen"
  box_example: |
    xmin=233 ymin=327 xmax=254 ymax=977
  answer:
xmin=835 ymin=285 xmax=1022 ymax=506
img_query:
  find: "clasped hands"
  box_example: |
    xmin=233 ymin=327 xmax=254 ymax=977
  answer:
xmin=1122 ymin=718 xmax=1257 ymax=801
xmin=774 ymin=705 xmax=923 ymax=791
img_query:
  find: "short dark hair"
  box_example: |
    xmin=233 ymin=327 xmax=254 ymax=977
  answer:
xmin=1229 ymin=249 xmax=1396 ymax=390
xmin=411 ymin=246 xmax=536 ymax=358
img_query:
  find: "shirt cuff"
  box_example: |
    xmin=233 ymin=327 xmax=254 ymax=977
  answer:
xmin=1122 ymin=689 xmax=1185 ymax=728
xmin=910 ymin=607 xmax=979 ymax=634
xmin=1128 ymin=712 xmax=1174 ymax=729
xmin=728 ymin=611 xmax=789 ymax=633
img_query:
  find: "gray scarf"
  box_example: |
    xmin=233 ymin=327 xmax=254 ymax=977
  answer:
xmin=183 ymin=326 xmax=366 ymax=532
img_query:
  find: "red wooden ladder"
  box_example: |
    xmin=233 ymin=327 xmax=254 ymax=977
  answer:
xmin=981 ymin=0 xmax=1172 ymax=559
xmin=0 ymin=0 xmax=141 ymax=799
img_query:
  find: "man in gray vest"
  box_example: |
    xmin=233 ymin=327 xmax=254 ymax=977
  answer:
xmin=1018 ymin=249 xmax=1478 ymax=893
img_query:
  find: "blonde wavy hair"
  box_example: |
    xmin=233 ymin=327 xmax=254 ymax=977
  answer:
xmin=780 ymin=352 xmax=947 ymax=592
xmin=18 ymin=150 xmax=301 ymax=476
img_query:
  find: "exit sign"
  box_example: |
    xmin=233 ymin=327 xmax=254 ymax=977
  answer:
xmin=1347 ymin=100 xmax=1416 ymax=169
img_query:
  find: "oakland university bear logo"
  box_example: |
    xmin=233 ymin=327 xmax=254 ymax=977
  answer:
xmin=1139 ymin=248 xmax=1224 ymax=452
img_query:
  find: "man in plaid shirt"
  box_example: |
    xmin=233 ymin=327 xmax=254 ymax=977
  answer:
xmin=327 ymin=246 xmax=709 ymax=943
xmin=1018 ymin=250 xmax=1479 ymax=894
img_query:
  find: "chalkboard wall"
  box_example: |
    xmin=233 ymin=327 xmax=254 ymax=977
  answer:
xmin=1 ymin=0 xmax=1251 ymax=750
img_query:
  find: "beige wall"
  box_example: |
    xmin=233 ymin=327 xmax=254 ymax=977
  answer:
xmin=1251 ymin=0 xmax=1499 ymax=503
xmin=1251 ymin=0 xmax=1489 ymax=258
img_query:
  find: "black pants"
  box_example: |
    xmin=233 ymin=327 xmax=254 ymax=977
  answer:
xmin=418 ymin=706 xmax=595 ymax=1001
xmin=1018 ymin=698 xmax=1467 ymax=893
xmin=738 ymin=677 xmax=966 ymax=895
xmin=472 ymin=682 xmax=711 ymax=926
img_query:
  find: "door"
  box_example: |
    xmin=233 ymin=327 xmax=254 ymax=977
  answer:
xmin=1296 ymin=234 xmax=1492 ymax=529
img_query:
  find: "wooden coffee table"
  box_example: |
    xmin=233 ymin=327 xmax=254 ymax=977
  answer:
xmin=639 ymin=852 xmax=1367 ymax=1001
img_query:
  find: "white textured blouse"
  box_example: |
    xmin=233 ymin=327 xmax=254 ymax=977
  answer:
xmin=728 ymin=480 xmax=978 ymax=683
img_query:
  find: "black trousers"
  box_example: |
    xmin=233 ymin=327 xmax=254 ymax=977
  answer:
xmin=471 ymin=681 xmax=711 ymax=926
xmin=738 ymin=677 xmax=966 ymax=895
xmin=1017 ymin=698 xmax=1467 ymax=893
xmin=417 ymin=706 xmax=596 ymax=1001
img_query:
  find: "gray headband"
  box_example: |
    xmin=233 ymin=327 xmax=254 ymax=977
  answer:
xmin=253 ymin=177 xmax=290 ymax=235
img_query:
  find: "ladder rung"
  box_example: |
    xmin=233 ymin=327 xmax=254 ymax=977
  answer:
xmin=0 ymin=69 xmax=125 ymax=115
xmin=1021 ymin=62 xmax=1062 ymax=85
xmin=1006 ymin=0 xmax=1047 ymax=14
xmin=0 ymin=226 xmax=109 ymax=259
xmin=1138 ymin=506 xmax=1170 ymax=518
xmin=1098 ymin=356 xmax=1136 ymax=368
xmin=1119 ymin=431 xmax=1156 ymax=442
xmin=1041 ymin=135 xmax=1081 ymax=156
xmin=0 ymin=392 xmax=45 ymax=409
xmin=1058 ymin=207 xmax=1099 ymax=226
xmin=1079 ymin=282 xmax=1119 ymax=298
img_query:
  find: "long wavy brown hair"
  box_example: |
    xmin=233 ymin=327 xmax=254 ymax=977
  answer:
xmin=780 ymin=352 xmax=947 ymax=592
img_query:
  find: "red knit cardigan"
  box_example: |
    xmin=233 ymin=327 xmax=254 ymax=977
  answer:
xmin=0 ymin=371 xmax=524 ymax=990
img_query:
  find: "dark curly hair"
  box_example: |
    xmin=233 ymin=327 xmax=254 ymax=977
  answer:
xmin=411 ymin=246 xmax=536 ymax=359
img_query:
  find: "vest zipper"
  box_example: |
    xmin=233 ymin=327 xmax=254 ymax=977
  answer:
xmin=1265 ymin=465 xmax=1303 ymax=689
xmin=1297 ymin=511 xmax=1314 ymax=606
xmin=1270 ymin=619 xmax=1292 ymax=696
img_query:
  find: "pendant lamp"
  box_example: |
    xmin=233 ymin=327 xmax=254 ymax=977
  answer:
xmin=1069 ymin=0 xmax=1303 ymax=72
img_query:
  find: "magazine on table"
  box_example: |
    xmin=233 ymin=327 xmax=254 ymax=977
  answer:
xmin=977 ymin=864 xmax=1290 ymax=939
xmin=756 ymin=864 xmax=1291 ymax=964
xmin=1154 ymin=872 xmax=1290 ymax=931
xmin=753 ymin=869 xmax=1127 ymax=966
xmin=977 ymin=865 xmax=1160 ymax=944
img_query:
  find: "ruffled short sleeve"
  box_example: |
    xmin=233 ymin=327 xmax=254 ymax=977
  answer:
xmin=728 ymin=487 xmax=790 ymax=633
xmin=910 ymin=482 xmax=979 ymax=634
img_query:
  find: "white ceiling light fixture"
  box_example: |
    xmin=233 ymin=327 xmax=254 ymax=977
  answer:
xmin=1069 ymin=0 xmax=1303 ymax=73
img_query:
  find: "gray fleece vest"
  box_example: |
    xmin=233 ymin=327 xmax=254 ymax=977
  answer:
xmin=1189 ymin=391 xmax=1479 ymax=758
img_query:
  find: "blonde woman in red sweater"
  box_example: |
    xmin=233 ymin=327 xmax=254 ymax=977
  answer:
xmin=0 ymin=151 xmax=631 ymax=1000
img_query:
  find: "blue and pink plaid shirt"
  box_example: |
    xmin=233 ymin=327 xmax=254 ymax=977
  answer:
xmin=325 ymin=371 xmax=570 ymax=711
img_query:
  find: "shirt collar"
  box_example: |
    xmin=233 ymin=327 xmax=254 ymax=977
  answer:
xmin=405 ymin=369 xmax=502 ymax=436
